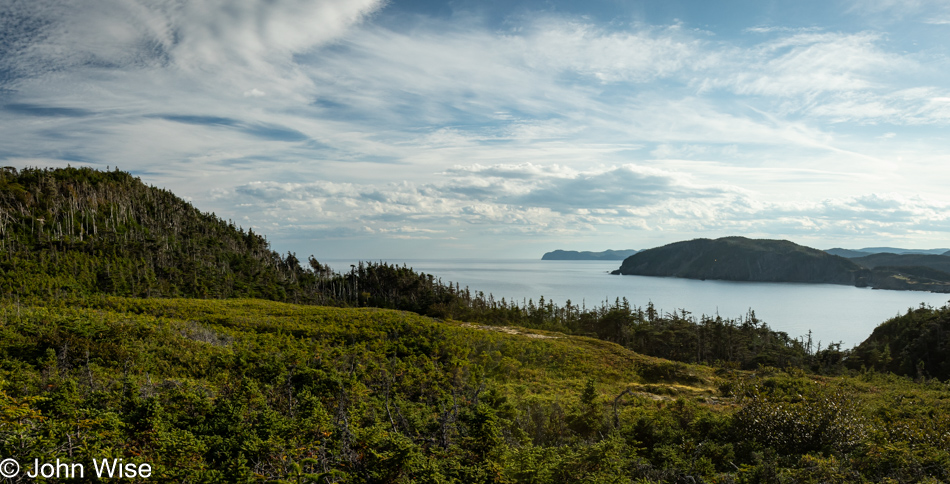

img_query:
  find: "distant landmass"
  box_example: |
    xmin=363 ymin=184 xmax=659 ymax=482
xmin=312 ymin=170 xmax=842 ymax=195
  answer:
xmin=827 ymin=247 xmax=950 ymax=258
xmin=825 ymin=248 xmax=875 ymax=258
xmin=861 ymin=247 xmax=950 ymax=255
xmin=612 ymin=237 xmax=950 ymax=293
xmin=542 ymin=249 xmax=638 ymax=260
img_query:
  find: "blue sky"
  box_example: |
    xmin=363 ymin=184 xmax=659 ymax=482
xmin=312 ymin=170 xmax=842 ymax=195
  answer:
xmin=2 ymin=0 xmax=950 ymax=258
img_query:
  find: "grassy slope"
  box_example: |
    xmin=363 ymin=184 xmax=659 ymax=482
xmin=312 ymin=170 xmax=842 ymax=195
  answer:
xmin=1 ymin=296 xmax=716 ymax=400
xmin=4 ymin=297 xmax=950 ymax=482
xmin=0 ymin=297 xmax=718 ymax=481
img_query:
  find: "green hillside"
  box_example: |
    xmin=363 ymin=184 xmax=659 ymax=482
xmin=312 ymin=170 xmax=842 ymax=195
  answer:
xmin=0 ymin=166 xmax=316 ymax=301
xmin=4 ymin=297 xmax=950 ymax=482
xmin=852 ymin=252 xmax=950 ymax=272
xmin=849 ymin=304 xmax=950 ymax=380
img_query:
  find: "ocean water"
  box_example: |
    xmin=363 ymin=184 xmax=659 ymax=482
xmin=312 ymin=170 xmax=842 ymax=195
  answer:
xmin=323 ymin=258 xmax=950 ymax=348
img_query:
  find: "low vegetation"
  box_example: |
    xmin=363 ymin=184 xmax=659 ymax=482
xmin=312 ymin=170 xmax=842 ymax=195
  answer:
xmin=3 ymin=298 xmax=950 ymax=482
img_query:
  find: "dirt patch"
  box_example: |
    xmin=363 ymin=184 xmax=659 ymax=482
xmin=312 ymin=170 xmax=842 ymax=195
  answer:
xmin=460 ymin=323 xmax=558 ymax=339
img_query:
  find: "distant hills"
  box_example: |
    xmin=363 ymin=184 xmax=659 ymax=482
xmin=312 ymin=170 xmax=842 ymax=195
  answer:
xmin=613 ymin=237 xmax=950 ymax=293
xmin=542 ymin=249 xmax=638 ymax=260
xmin=825 ymin=248 xmax=876 ymax=258
xmin=826 ymin=247 xmax=950 ymax=257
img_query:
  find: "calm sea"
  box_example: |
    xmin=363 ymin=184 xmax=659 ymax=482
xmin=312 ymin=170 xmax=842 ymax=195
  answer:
xmin=323 ymin=258 xmax=950 ymax=348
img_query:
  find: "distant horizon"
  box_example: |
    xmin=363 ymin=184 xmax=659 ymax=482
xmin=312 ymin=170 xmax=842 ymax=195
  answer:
xmin=4 ymin=0 xmax=950 ymax=259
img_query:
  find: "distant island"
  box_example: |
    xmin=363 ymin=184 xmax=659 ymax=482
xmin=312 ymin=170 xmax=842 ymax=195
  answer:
xmin=612 ymin=236 xmax=950 ymax=293
xmin=542 ymin=249 xmax=638 ymax=260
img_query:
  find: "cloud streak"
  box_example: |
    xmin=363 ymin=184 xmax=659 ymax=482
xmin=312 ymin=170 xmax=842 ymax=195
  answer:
xmin=2 ymin=1 xmax=950 ymax=256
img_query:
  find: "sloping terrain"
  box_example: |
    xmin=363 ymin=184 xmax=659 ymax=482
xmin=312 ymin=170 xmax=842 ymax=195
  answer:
xmin=3 ymin=297 xmax=950 ymax=482
xmin=0 ymin=166 xmax=314 ymax=301
xmin=1 ymin=297 xmax=720 ymax=481
xmin=851 ymin=252 xmax=950 ymax=273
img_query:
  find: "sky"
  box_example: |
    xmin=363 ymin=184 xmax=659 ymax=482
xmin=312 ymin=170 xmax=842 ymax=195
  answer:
xmin=2 ymin=0 xmax=950 ymax=259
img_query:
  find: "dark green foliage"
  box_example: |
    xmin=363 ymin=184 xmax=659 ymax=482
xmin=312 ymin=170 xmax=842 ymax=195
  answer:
xmin=852 ymin=252 xmax=950 ymax=273
xmin=731 ymin=379 xmax=866 ymax=456
xmin=0 ymin=166 xmax=312 ymax=301
xmin=0 ymin=298 xmax=714 ymax=482
xmin=849 ymin=304 xmax=950 ymax=380
xmin=1 ymin=292 xmax=950 ymax=481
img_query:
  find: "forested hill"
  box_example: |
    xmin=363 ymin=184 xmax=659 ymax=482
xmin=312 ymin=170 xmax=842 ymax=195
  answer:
xmin=851 ymin=252 xmax=950 ymax=273
xmin=612 ymin=237 xmax=866 ymax=285
xmin=849 ymin=304 xmax=950 ymax=380
xmin=613 ymin=237 xmax=950 ymax=292
xmin=0 ymin=166 xmax=319 ymax=301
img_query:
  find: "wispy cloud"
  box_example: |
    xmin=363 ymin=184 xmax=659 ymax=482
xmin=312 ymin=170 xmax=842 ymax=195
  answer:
xmin=2 ymin=1 xmax=950 ymax=255
xmin=705 ymin=31 xmax=908 ymax=98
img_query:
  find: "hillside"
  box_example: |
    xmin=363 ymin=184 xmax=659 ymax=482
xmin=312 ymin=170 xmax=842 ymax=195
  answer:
xmin=0 ymin=166 xmax=316 ymax=301
xmin=613 ymin=237 xmax=867 ymax=285
xmin=851 ymin=253 xmax=950 ymax=292
xmin=3 ymin=297 xmax=950 ymax=481
xmin=0 ymin=167 xmax=483 ymax=309
xmin=614 ymin=237 xmax=950 ymax=292
xmin=542 ymin=249 xmax=638 ymax=260
xmin=851 ymin=252 xmax=950 ymax=273
xmin=849 ymin=304 xmax=950 ymax=380
xmin=0 ymin=297 xmax=713 ymax=482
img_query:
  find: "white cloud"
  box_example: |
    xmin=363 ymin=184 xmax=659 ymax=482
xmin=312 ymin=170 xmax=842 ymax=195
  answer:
xmin=224 ymin=162 xmax=950 ymax=249
xmin=709 ymin=32 xmax=907 ymax=98
xmin=4 ymin=3 xmax=950 ymax=255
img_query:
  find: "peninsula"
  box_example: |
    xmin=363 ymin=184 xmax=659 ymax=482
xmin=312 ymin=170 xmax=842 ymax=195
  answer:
xmin=612 ymin=236 xmax=950 ymax=293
